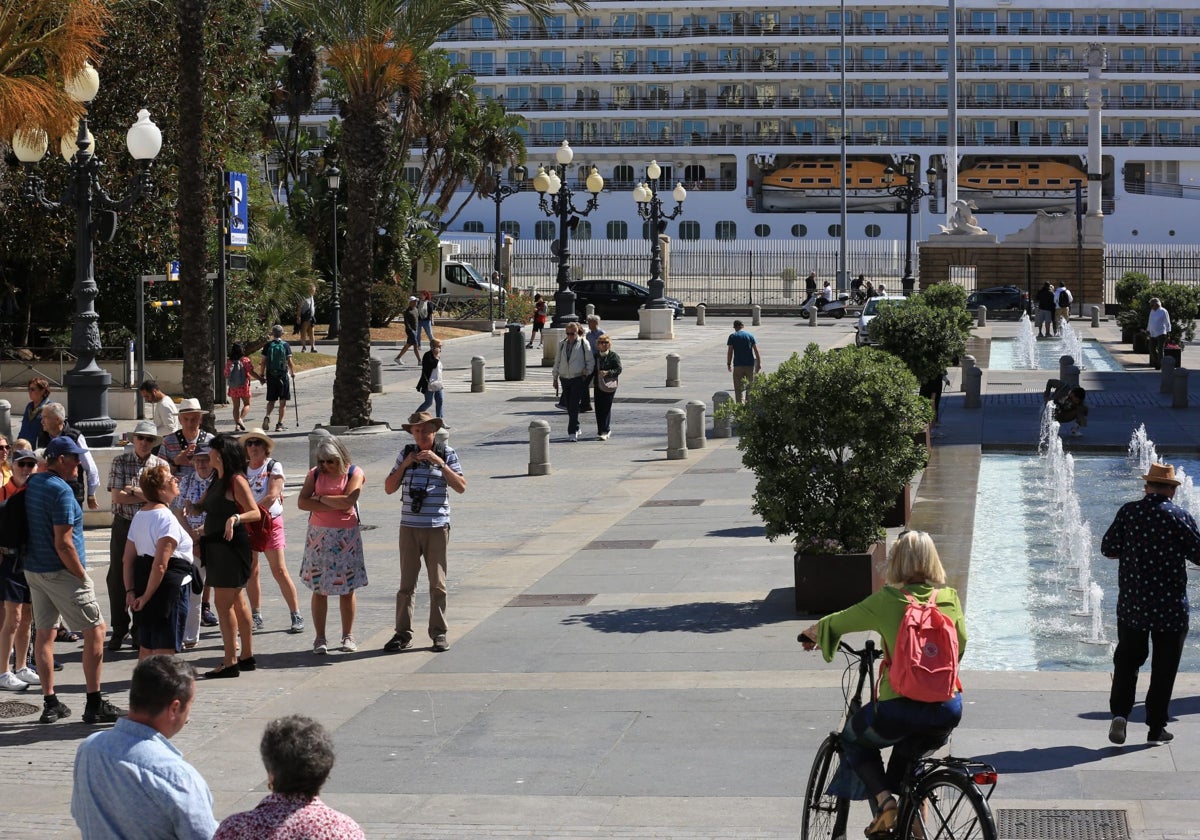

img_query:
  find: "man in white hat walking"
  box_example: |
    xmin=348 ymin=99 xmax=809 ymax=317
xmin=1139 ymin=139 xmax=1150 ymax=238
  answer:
xmin=105 ymin=420 xmax=170 ymax=652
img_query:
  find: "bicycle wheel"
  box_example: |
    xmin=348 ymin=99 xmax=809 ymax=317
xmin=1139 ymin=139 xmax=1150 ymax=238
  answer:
xmin=802 ymin=733 xmax=851 ymax=840
xmin=900 ymin=769 xmax=997 ymax=840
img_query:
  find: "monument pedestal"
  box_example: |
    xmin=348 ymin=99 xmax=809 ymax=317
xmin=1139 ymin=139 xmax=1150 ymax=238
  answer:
xmin=638 ymin=308 xmax=675 ymax=340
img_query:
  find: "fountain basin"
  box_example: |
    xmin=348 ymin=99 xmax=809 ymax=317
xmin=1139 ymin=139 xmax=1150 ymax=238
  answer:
xmin=987 ymin=338 xmax=1124 ymax=372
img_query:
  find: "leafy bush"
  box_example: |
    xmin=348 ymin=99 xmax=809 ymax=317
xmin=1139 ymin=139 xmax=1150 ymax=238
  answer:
xmin=1115 ymin=272 xmax=1151 ymax=309
xmin=504 ymin=290 xmax=536 ymax=326
xmin=723 ymin=343 xmax=931 ymax=553
xmin=1131 ymin=282 xmax=1200 ymax=342
xmin=869 ymin=297 xmax=969 ymax=385
xmin=370 ymin=281 xmax=409 ymax=328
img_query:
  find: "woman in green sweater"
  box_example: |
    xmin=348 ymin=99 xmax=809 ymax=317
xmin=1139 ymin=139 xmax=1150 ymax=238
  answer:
xmin=799 ymin=530 xmax=967 ymax=837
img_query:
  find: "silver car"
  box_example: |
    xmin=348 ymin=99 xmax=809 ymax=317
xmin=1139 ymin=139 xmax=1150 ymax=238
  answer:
xmin=854 ymin=296 xmax=906 ymax=346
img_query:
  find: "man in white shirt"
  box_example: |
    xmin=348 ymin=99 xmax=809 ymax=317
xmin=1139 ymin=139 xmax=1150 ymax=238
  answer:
xmin=139 ymin=380 xmax=180 ymax=437
xmin=1147 ymin=297 xmax=1172 ymax=370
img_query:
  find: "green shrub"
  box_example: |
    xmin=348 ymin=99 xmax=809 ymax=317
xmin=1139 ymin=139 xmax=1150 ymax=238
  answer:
xmin=1115 ymin=272 xmax=1151 ymax=309
xmin=370 ymin=281 xmax=409 ymax=328
xmin=870 ymin=297 xmax=969 ymax=385
xmin=1131 ymin=282 xmax=1200 ymax=342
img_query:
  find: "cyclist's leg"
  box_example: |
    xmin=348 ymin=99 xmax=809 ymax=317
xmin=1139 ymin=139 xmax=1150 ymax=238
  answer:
xmin=881 ymin=695 xmax=963 ymax=792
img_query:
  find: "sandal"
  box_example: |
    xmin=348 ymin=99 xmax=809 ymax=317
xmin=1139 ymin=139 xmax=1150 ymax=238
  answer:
xmin=865 ymin=798 xmax=898 ymax=838
xmin=55 ymin=627 xmax=82 ymax=643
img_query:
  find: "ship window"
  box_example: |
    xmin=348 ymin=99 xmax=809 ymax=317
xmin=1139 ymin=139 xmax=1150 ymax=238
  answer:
xmin=1047 ymin=179 xmax=1061 ymax=185
xmin=500 ymin=221 xmax=520 ymax=238
xmin=1028 ymin=179 xmax=1040 ymax=186
xmin=791 ymin=224 xmax=808 ymax=237
xmin=678 ymin=221 xmax=701 ymax=240
xmin=606 ymin=221 xmax=628 ymax=240
xmin=817 ymin=178 xmax=833 ymax=185
xmin=715 ymin=221 xmax=737 ymax=240
xmin=535 ymin=220 xmax=556 ymax=240
xmin=966 ymin=178 xmax=982 ymax=185
xmin=780 ymin=177 xmax=794 ymax=185
xmin=986 ymin=179 xmax=1002 ymax=186
xmin=1005 ymin=179 xmax=1020 ymax=185
xmin=865 ymin=224 xmax=881 ymax=237
xmin=858 ymin=178 xmax=874 ymax=185
xmin=827 ymin=224 xmax=842 ymax=237
xmin=754 ymin=224 xmax=771 ymax=237
xmin=575 ymin=220 xmax=592 ymax=240
xmin=463 ymin=221 xmax=484 ymax=233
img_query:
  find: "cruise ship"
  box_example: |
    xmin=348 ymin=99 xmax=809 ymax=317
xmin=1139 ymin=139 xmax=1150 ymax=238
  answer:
xmin=312 ymin=2 xmax=1200 ymax=246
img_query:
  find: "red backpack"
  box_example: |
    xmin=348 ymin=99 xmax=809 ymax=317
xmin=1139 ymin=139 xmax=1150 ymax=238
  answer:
xmin=884 ymin=587 xmax=960 ymax=703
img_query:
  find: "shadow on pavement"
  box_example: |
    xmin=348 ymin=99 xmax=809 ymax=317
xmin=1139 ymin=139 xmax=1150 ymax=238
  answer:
xmin=972 ymin=743 xmax=1153 ymax=774
xmin=561 ymin=589 xmax=793 ymax=634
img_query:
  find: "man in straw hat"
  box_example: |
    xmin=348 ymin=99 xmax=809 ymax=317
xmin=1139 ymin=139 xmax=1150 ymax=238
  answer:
xmin=382 ymin=411 xmax=466 ymax=653
xmin=1101 ymin=462 xmax=1200 ymax=745
xmin=159 ymin=398 xmax=213 ymax=478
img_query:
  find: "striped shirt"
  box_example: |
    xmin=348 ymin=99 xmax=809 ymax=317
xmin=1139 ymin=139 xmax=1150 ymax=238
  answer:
xmin=395 ymin=445 xmax=462 ymax=528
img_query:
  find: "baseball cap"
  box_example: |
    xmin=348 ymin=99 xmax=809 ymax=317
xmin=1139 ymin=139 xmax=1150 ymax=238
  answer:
xmin=45 ymin=436 xmax=85 ymax=459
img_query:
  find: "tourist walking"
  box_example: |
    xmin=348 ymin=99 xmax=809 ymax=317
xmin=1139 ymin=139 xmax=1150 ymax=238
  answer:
xmin=140 ymin=379 xmax=180 ymax=438
xmin=121 ymin=465 xmax=194 ymax=657
xmin=298 ymin=437 xmax=367 ymax=655
xmin=241 ymin=430 xmax=303 ymax=634
xmin=71 ymin=656 xmax=217 ymax=838
xmin=415 ymin=338 xmax=446 ymax=419
xmin=527 ymin=293 xmax=547 ymax=349
xmin=382 ymin=412 xmax=467 ymax=653
xmin=198 ymin=434 xmax=260 ymax=679
xmin=394 ymin=297 xmax=420 ymax=364
xmin=1101 ymin=462 xmax=1200 ymax=745
xmin=581 ymin=314 xmax=605 ymax=413
xmin=417 ymin=290 xmax=436 ymax=345
xmin=593 ymin=335 xmax=622 ymax=441
xmin=258 ymin=325 xmax=295 ymax=432
xmin=1147 ymin=297 xmax=1171 ymax=370
xmin=552 ymin=323 xmax=594 ymax=442
xmin=726 ymin=320 xmax=763 ymax=404
xmin=17 ymin=377 xmax=50 ymax=444
xmin=1054 ymin=282 xmax=1073 ymax=334
xmin=0 ymin=446 xmax=39 ymax=692
xmin=224 ymin=343 xmax=255 ymax=431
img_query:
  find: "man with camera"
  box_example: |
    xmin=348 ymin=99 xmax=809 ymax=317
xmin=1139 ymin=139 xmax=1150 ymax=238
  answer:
xmin=382 ymin=412 xmax=467 ymax=654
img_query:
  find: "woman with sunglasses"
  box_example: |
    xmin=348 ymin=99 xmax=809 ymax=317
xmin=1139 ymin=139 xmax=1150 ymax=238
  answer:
xmin=297 ymin=437 xmax=367 ymax=654
xmin=0 ymin=435 xmax=10 ymax=487
xmin=593 ymin=335 xmax=623 ymax=441
xmin=198 ymin=435 xmax=260 ymax=678
xmin=0 ymin=447 xmax=41 ymax=692
xmin=17 ymin=378 xmax=50 ymax=445
xmin=240 ymin=430 xmax=303 ymax=635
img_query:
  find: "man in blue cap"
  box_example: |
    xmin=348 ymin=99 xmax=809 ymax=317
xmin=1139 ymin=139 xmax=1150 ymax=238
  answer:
xmin=24 ymin=436 xmax=125 ymax=725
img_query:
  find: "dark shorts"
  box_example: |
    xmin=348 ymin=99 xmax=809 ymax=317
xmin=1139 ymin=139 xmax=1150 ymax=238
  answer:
xmin=265 ymin=373 xmax=291 ymax=402
xmin=405 ymin=327 xmax=418 ymax=346
xmin=0 ymin=554 xmax=30 ymax=604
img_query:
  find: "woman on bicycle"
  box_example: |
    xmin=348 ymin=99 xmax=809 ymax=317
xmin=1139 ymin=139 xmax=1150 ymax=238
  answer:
xmin=799 ymin=530 xmax=967 ymax=838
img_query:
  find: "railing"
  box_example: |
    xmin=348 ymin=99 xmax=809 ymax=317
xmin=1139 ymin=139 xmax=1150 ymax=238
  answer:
xmin=488 ymin=93 xmax=1103 ymax=112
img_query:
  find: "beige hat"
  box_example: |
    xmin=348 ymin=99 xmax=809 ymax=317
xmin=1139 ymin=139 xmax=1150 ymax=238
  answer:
xmin=401 ymin=411 xmax=445 ymax=433
xmin=131 ymin=419 xmax=161 ymax=444
xmin=1143 ymin=463 xmax=1181 ymax=487
xmin=178 ymin=398 xmax=202 ymax=413
xmin=239 ymin=429 xmax=275 ymax=454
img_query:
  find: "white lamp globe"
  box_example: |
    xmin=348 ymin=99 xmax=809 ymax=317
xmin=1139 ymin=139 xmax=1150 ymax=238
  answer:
xmin=673 ymin=182 xmax=687 ymax=203
xmin=646 ymin=160 xmax=661 ymax=180
xmin=64 ymin=62 xmax=100 ymax=103
xmin=12 ymin=128 xmax=48 ymax=163
xmin=555 ymin=140 xmax=573 ymax=166
xmin=532 ymin=165 xmax=550 ymax=193
xmin=546 ymin=170 xmax=561 ymax=195
xmin=126 ymin=109 xmax=162 ymax=160
xmin=586 ymin=166 xmax=604 ymax=194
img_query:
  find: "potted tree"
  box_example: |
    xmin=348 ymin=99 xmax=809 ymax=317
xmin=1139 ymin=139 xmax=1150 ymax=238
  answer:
xmin=1128 ymin=281 xmax=1200 ymax=363
xmin=723 ymin=344 xmax=931 ymax=614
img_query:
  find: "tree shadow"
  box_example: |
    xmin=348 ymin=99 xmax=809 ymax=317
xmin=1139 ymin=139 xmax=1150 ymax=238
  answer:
xmin=561 ymin=588 xmax=794 ymax=634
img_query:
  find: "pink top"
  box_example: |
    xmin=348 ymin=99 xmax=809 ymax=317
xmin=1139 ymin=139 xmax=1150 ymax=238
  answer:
xmin=309 ymin=467 xmax=358 ymax=529
xmin=213 ymin=793 xmax=365 ymax=840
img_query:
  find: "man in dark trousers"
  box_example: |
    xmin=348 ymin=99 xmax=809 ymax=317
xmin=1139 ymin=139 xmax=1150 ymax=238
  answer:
xmin=1101 ymin=462 xmax=1200 ymax=745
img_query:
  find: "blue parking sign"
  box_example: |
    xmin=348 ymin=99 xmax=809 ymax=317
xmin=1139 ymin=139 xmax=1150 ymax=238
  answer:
xmin=228 ymin=172 xmax=248 ymax=247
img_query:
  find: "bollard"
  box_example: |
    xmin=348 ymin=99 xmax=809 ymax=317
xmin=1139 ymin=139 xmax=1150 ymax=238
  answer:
xmin=1173 ymin=368 xmax=1190 ymax=409
xmin=666 ymin=352 xmax=681 ymax=387
xmin=752 ymin=304 xmax=761 ymax=326
xmin=528 ymin=420 xmax=551 ymax=475
xmin=1063 ymin=364 xmax=1081 ymax=390
xmin=666 ymin=408 xmax=687 ymax=459
xmin=0 ymin=399 xmax=10 ymax=442
xmin=471 ymin=356 xmax=486 ymax=392
xmin=541 ymin=327 xmax=564 ymax=367
xmin=586 ymin=303 xmax=595 ymax=319
xmin=369 ymin=357 xmax=383 ymax=393
xmin=977 ymin=304 xmax=987 ymax=327
xmin=1091 ymin=305 xmax=1101 ymax=328
xmin=712 ymin=391 xmax=733 ymax=438
xmin=1161 ymin=354 xmax=1177 ymax=394
xmin=959 ymin=355 xmax=976 ymax=393
xmin=503 ymin=323 xmax=526 ymax=381
xmin=685 ymin=399 xmax=707 ymax=449
xmin=435 ymin=427 xmax=450 ymax=449
xmin=307 ymin=427 xmax=334 ymax=470
xmin=964 ymin=366 xmax=983 ymax=409
xmin=1058 ymin=355 xmax=1075 ymax=383
xmin=809 ymin=305 xmax=818 ymax=327
xmin=696 ymin=303 xmax=706 ymax=326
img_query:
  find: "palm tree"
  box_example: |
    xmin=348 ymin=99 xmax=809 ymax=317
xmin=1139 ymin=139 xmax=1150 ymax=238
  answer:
xmin=275 ymin=0 xmax=585 ymax=428
xmin=0 ymin=0 xmax=108 ymax=146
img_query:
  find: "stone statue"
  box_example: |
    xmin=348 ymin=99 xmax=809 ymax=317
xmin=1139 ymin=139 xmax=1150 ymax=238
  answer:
xmin=939 ymin=199 xmax=987 ymax=235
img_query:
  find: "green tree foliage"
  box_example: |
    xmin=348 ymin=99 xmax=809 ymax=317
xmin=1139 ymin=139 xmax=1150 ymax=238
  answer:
xmin=724 ymin=344 xmax=931 ymax=553
xmin=227 ymin=206 xmax=318 ymax=348
xmin=1132 ymin=282 xmax=1200 ymax=342
xmin=1114 ymin=271 xmax=1150 ymax=309
xmin=869 ymin=295 xmax=969 ymax=386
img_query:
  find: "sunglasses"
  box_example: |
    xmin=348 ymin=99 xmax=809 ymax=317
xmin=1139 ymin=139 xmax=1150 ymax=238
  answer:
xmin=134 ymin=435 xmax=157 ymax=443
xmin=0 ymin=444 xmax=9 ymax=451
xmin=318 ymin=458 xmax=338 ymax=465
xmin=246 ymin=440 xmax=267 ymax=447
xmin=15 ymin=461 xmax=36 ymax=468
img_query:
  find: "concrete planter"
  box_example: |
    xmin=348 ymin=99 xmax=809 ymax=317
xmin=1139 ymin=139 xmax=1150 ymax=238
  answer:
xmin=793 ymin=541 xmax=887 ymax=614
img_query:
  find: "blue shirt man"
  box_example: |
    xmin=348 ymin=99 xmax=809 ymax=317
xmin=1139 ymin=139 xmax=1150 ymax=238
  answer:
xmin=726 ymin=320 xmax=763 ymax=404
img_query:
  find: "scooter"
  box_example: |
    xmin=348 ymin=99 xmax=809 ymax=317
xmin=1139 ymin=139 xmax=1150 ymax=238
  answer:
xmin=799 ymin=291 xmax=850 ymax=319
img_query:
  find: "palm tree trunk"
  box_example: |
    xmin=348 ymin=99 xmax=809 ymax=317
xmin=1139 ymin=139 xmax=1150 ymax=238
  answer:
xmin=176 ymin=0 xmax=213 ymax=411
xmin=330 ymin=97 xmax=392 ymax=427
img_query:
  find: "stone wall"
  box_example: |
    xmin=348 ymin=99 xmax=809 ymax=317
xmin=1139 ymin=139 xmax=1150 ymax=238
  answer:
xmin=918 ymin=243 xmax=1104 ymax=306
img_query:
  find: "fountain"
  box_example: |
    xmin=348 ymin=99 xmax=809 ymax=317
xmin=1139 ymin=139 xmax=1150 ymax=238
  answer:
xmin=1081 ymin=582 xmax=1109 ymax=645
xmin=1060 ymin=320 xmax=1084 ymax=366
xmin=1013 ymin=314 xmax=1037 ymax=369
xmin=1128 ymin=424 xmax=1158 ymax=473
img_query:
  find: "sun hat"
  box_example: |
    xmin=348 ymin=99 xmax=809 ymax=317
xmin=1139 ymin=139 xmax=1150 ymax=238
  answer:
xmin=401 ymin=411 xmax=445 ymax=433
xmin=178 ymin=398 xmax=202 ymax=413
xmin=239 ymin=429 xmax=275 ymax=454
xmin=131 ymin=419 xmax=162 ymax=444
xmin=1143 ymin=463 xmax=1181 ymax=487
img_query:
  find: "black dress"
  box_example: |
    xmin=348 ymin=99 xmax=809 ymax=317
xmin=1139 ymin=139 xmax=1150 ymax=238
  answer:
xmin=201 ymin=487 xmax=252 ymax=588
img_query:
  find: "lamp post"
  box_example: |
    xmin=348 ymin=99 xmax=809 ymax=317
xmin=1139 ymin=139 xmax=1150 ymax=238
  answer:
xmin=533 ymin=141 xmax=604 ymax=326
xmin=632 ymin=160 xmax=687 ymax=308
xmin=485 ymin=163 xmax=525 ymax=321
xmin=12 ymin=62 xmax=162 ymax=445
xmin=325 ymin=164 xmax=341 ymax=340
xmin=882 ymin=155 xmax=937 ymax=295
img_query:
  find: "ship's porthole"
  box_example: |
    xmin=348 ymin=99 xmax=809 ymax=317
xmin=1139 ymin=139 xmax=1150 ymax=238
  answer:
xmin=828 ymin=224 xmax=843 ymax=237
xmin=865 ymin=224 xmax=881 ymax=237
xmin=791 ymin=224 xmax=808 ymax=237
xmin=755 ymin=224 xmax=771 ymax=237
xmin=1170 ymin=230 xmax=1176 ymax=237
xmin=1131 ymin=229 xmax=1139 ymax=237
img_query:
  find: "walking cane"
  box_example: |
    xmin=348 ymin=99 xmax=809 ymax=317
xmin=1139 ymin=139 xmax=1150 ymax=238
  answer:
xmin=291 ymin=371 xmax=300 ymax=427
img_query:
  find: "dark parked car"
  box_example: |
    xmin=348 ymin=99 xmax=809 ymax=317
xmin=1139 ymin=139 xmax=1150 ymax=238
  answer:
xmin=567 ymin=279 xmax=684 ymax=320
xmin=966 ymin=286 xmax=1030 ymax=313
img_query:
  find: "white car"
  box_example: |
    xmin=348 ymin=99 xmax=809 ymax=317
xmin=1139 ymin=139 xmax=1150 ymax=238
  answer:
xmin=854 ymin=295 xmax=906 ymax=346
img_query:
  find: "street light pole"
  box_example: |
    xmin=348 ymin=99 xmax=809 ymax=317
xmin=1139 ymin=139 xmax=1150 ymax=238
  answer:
xmin=882 ymin=155 xmax=938 ymax=295
xmin=326 ymin=165 xmax=341 ymax=340
xmin=632 ymin=160 xmax=687 ymax=308
xmin=533 ymin=141 xmax=604 ymax=326
xmin=12 ymin=62 xmax=162 ymax=445
xmin=485 ymin=164 xmax=525 ymax=321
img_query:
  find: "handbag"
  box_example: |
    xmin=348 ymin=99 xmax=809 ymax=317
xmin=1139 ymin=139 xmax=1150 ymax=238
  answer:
xmin=244 ymin=503 xmax=277 ymax=552
xmin=597 ymin=372 xmax=619 ymax=393
xmin=426 ymin=379 xmax=444 ymax=392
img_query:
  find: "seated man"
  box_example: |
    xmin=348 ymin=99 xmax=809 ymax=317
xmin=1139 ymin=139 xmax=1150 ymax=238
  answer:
xmin=1043 ymin=381 xmax=1088 ymax=437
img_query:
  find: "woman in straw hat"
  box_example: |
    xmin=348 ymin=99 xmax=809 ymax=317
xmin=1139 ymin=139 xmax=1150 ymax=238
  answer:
xmin=240 ymin=430 xmax=303 ymax=635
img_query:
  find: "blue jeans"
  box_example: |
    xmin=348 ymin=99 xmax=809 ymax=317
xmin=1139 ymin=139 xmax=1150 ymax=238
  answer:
xmin=417 ymin=389 xmax=444 ymax=418
xmin=418 ymin=318 xmax=434 ymax=344
xmin=841 ymin=694 xmax=962 ymax=798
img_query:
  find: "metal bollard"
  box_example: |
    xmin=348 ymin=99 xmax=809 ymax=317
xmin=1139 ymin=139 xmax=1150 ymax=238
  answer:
xmin=1091 ymin=305 xmax=1101 ymax=328
xmin=435 ymin=427 xmax=450 ymax=449
xmin=685 ymin=399 xmax=707 ymax=449
xmin=471 ymin=356 xmax=486 ymax=392
xmin=541 ymin=327 xmax=564 ymax=367
xmin=964 ymin=366 xmax=983 ymax=409
xmin=752 ymin=304 xmax=761 ymax=326
xmin=712 ymin=391 xmax=733 ymax=438
xmin=1173 ymin=368 xmax=1190 ymax=409
xmin=809 ymin=305 xmax=818 ymax=327
xmin=1063 ymin=364 xmax=1080 ymax=390
xmin=528 ymin=420 xmax=551 ymax=475
xmin=1058 ymin=355 xmax=1075 ymax=383
xmin=1161 ymin=355 xmax=1177 ymax=394
xmin=307 ymin=427 xmax=334 ymax=470
xmin=369 ymin=357 xmax=383 ymax=393
xmin=959 ymin=355 xmax=976 ymax=393
xmin=666 ymin=352 xmax=681 ymax=387
xmin=977 ymin=305 xmax=987 ymax=327
xmin=666 ymin=408 xmax=687 ymax=459
xmin=696 ymin=303 xmax=706 ymax=326
xmin=0 ymin=399 xmax=10 ymax=442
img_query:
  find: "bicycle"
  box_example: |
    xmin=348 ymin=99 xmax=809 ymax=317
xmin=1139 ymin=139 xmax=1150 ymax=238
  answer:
xmin=800 ymin=637 xmax=999 ymax=840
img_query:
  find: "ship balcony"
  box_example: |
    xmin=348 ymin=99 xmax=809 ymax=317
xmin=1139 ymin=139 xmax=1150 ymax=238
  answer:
xmin=498 ymin=93 xmax=1110 ymax=114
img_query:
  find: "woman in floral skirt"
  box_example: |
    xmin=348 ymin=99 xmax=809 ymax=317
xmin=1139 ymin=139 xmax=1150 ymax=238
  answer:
xmin=297 ymin=437 xmax=366 ymax=654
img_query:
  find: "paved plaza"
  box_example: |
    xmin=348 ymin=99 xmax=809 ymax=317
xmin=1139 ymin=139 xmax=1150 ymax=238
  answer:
xmin=3 ymin=310 xmax=1200 ymax=839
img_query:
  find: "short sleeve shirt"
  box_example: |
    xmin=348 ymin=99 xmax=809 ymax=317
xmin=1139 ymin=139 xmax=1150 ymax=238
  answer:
xmin=727 ymin=330 xmax=758 ymax=367
xmin=246 ymin=459 xmax=285 ymax=517
xmin=128 ymin=506 xmax=194 ymax=564
xmin=23 ymin=472 xmax=85 ymax=573
xmin=107 ymin=452 xmax=170 ymax=521
xmin=396 ymin=445 xmax=462 ymax=528
xmin=151 ymin=399 xmax=180 ymax=437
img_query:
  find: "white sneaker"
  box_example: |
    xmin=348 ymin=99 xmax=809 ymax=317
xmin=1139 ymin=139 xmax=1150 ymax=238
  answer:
xmin=570 ymin=431 xmax=579 ymax=442
xmin=0 ymin=671 xmax=29 ymax=691
xmin=13 ymin=667 xmax=40 ymax=686
xmin=598 ymin=432 xmax=610 ymax=441
xmin=341 ymin=635 xmax=358 ymax=652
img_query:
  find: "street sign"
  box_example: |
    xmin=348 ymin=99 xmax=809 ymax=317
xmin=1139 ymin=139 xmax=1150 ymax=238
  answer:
xmin=228 ymin=172 xmax=248 ymax=247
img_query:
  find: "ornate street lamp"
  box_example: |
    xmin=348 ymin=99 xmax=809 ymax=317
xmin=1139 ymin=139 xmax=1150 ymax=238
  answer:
xmin=484 ymin=163 xmax=526 ymax=321
xmin=533 ymin=141 xmax=604 ymax=326
xmin=12 ymin=62 xmax=162 ymax=445
xmin=632 ymin=160 xmax=686 ymax=308
xmin=325 ymin=164 xmax=341 ymax=340
xmin=882 ymin=155 xmax=937 ymax=295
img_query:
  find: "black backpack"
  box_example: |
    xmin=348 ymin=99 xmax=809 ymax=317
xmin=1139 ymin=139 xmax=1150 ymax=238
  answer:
xmin=0 ymin=489 xmax=29 ymax=553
